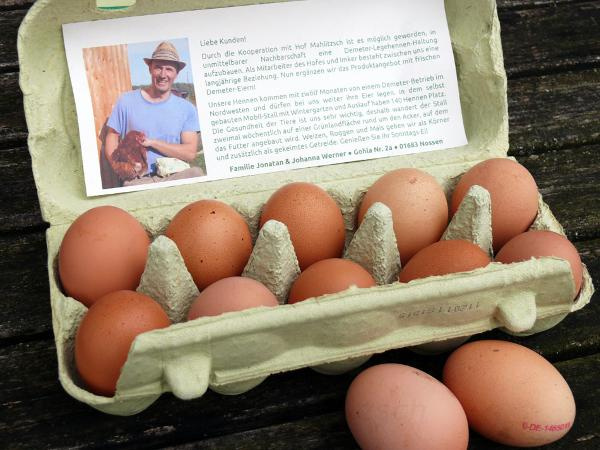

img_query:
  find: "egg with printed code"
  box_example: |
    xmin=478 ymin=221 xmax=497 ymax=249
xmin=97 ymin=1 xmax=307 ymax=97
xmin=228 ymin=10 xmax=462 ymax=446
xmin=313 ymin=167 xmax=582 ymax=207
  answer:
xmin=443 ymin=340 xmax=575 ymax=447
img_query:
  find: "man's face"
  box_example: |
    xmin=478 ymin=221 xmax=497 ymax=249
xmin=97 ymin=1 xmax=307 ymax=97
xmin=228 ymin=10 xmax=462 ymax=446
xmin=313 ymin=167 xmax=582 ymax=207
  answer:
xmin=149 ymin=60 xmax=179 ymax=94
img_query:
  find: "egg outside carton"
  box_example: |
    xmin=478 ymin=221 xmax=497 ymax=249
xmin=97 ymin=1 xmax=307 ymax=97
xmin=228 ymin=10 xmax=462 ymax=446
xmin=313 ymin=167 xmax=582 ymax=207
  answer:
xmin=46 ymin=180 xmax=593 ymax=415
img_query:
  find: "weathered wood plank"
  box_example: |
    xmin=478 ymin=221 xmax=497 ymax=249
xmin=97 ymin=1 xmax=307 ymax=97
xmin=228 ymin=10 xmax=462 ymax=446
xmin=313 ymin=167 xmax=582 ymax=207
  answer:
xmin=0 ymin=9 xmax=26 ymax=72
xmin=0 ymin=0 xmax=34 ymax=10
xmin=0 ymin=114 xmax=27 ymax=146
xmin=0 ymin=2 xmax=597 ymax=450
xmin=173 ymin=354 xmax=600 ymax=450
xmin=500 ymin=1 xmax=600 ymax=77
xmin=508 ymin=69 xmax=600 ymax=155
xmin=519 ymin=145 xmax=600 ymax=242
xmin=174 ymin=413 xmax=358 ymax=450
xmin=499 ymin=0 xmax=594 ymax=9
xmin=0 ymin=146 xmax=43 ymax=231
xmin=0 ymin=231 xmax=50 ymax=341
xmin=0 ymin=72 xmax=22 ymax=118
xmin=1 ymin=336 xmax=598 ymax=449
xmin=0 ymin=72 xmax=27 ymax=146
xmin=0 ymin=338 xmax=363 ymax=449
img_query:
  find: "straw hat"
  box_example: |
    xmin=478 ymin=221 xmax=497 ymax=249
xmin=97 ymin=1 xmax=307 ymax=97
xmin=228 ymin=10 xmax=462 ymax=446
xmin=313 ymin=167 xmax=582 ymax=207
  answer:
xmin=144 ymin=41 xmax=186 ymax=71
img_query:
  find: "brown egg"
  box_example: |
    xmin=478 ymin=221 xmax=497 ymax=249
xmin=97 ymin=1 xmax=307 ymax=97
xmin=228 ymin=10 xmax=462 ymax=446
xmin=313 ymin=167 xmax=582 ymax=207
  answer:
xmin=399 ymin=239 xmax=491 ymax=283
xmin=187 ymin=276 xmax=278 ymax=319
xmin=165 ymin=200 xmax=253 ymax=290
xmin=358 ymin=168 xmax=448 ymax=264
xmin=451 ymin=158 xmax=539 ymax=251
xmin=443 ymin=340 xmax=576 ymax=447
xmin=59 ymin=206 xmax=150 ymax=307
xmin=346 ymin=364 xmax=469 ymax=450
xmin=75 ymin=290 xmax=170 ymax=396
xmin=496 ymin=230 xmax=583 ymax=297
xmin=288 ymin=258 xmax=376 ymax=304
xmin=259 ymin=182 xmax=345 ymax=270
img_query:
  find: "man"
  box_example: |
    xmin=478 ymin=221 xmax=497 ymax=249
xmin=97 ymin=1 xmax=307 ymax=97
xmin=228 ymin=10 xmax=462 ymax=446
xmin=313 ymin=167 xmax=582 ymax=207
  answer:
xmin=105 ymin=41 xmax=203 ymax=186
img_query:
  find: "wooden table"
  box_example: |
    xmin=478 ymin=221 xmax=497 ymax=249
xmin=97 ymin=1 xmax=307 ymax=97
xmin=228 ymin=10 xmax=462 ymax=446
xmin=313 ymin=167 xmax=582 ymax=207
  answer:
xmin=1 ymin=0 xmax=599 ymax=448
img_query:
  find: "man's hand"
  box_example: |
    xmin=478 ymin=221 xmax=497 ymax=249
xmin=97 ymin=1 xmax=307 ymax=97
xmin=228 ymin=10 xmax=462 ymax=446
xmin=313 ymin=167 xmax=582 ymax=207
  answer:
xmin=139 ymin=131 xmax=198 ymax=162
xmin=140 ymin=137 xmax=155 ymax=148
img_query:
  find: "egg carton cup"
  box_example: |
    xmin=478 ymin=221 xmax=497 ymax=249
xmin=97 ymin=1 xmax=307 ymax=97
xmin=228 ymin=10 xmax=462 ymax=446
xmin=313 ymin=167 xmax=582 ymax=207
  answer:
xmin=46 ymin=184 xmax=593 ymax=415
xmin=20 ymin=0 xmax=594 ymax=415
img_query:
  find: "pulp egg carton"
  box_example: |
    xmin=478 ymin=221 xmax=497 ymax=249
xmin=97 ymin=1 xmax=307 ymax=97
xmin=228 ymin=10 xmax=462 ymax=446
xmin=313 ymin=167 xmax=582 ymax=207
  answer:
xmin=19 ymin=0 xmax=594 ymax=415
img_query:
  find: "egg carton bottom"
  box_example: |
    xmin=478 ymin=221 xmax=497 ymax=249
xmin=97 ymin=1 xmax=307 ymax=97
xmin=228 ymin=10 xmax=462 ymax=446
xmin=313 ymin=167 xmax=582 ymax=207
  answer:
xmin=18 ymin=0 xmax=593 ymax=416
xmin=45 ymin=193 xmax=594 ymax=416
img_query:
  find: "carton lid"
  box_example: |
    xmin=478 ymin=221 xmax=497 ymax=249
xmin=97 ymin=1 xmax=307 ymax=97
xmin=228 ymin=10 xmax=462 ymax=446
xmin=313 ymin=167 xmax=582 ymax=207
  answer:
xmin=19 ymin=0 xmax=507 ymax=227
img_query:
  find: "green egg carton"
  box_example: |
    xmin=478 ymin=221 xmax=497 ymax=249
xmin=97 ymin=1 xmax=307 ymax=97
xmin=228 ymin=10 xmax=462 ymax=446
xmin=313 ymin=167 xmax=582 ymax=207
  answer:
xmin=19 ymin=0 xmax=594 ymax=415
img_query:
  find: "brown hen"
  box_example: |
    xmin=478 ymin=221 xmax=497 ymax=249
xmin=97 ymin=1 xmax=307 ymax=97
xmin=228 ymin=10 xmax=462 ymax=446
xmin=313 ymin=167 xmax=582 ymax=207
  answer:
xmin=110 ymin=130 xmax=148 ymax=182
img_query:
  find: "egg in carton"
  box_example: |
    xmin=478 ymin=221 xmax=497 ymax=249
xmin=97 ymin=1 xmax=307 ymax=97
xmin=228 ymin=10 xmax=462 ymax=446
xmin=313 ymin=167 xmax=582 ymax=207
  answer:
xmin=20 ymin=0 xmax=594 ymax=415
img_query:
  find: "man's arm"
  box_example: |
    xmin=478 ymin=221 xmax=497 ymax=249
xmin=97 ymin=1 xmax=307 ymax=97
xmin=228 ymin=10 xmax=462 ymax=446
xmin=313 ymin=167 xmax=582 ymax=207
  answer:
xmin=105 ymin=128 xmax=120 ymax=160
xmin=141 ymin=131 xmax=198 ymax=162
xmin=104 ymin=127 xmax=142 ymax=180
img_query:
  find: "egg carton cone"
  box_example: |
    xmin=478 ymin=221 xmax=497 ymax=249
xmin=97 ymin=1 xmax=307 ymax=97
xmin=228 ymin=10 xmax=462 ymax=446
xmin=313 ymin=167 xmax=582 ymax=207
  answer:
xmin=20 ymin=0 xmax=593 ymax=415
xmin=44 ymin=181 xmax=593 ymax=414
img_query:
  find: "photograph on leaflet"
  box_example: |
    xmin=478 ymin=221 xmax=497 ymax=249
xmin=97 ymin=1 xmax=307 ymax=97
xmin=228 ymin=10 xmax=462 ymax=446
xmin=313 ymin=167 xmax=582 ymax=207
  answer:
xmin=83 ymin=38 xmax=206 ymax=192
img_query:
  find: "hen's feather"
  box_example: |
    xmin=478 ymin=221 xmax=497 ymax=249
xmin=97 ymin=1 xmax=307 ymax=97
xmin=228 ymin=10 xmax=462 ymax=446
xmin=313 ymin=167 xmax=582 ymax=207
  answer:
xmin=110 ymin=131 xmax=148 ymax=181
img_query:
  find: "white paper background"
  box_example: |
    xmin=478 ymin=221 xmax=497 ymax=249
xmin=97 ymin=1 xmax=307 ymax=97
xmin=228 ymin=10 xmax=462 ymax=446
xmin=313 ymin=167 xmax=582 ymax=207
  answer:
xmin=63 ymin=0 xmax=467 ymax=196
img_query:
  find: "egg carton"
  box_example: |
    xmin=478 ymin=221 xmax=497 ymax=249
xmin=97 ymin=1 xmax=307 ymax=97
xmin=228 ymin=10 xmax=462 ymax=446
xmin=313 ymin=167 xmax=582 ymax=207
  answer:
xmin=19 ymin=0 xmax=594 ymax=415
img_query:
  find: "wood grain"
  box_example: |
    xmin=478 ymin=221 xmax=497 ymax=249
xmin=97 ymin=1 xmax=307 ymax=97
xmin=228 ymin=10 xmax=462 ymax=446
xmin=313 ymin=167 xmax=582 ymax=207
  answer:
xmin=0 ymin=146 xmax=44 ymax=232
xmin=0 ymin=1 xmax=598 ymax=449
xmin=0 ymin=231 xmax=49 ymax=340
xmin=501 ymin=1 xmax=600 ymax=76
xmin=499 ymin=0 xmax=595 ymax=9
xmin=0 ymin=10 xmax=25 ymax=72
xmin=0 ymin=0 xmax=34 ymax=10
xmin=1 ymin=337 xmax=598 ymax=449
xmin=0 ymin=71 xmax=26 ymax=146
xmin=520 ymin=145 xmax=600 ymax=242
xmin=508 ymin=69 xmax=600 ymax=155
xmin=177 ymin=353 xmax=600 ymax=450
